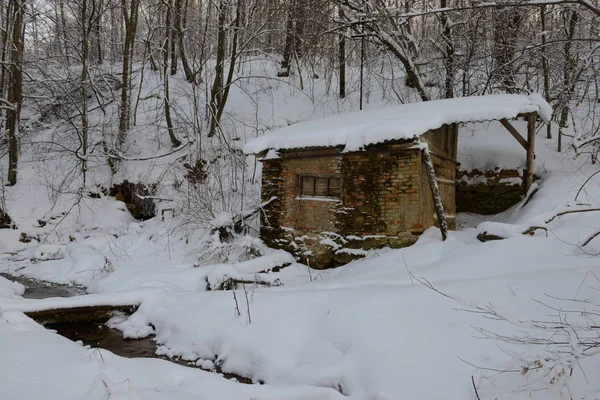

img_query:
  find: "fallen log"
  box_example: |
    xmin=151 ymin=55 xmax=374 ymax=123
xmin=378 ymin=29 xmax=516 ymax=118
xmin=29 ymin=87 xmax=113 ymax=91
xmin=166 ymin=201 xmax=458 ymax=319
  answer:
xmin=476 ymin=232 xmax=505 ymax=242
xmin=209 ymin=276 xmax=282 ymax=291
xmin=26 ymin=305 xmax=139 ymax=325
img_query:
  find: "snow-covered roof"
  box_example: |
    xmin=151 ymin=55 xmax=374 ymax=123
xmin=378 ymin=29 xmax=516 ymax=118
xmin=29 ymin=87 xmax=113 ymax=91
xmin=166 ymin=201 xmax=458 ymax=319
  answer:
xmin=243 ymin=94 xmax=552 ymax=154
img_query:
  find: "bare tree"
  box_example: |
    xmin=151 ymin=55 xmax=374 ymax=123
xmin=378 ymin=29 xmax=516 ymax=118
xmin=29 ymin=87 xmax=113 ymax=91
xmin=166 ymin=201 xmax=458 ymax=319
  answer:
xmin=5 ymin=0 xmax=25 ymax=185
xmin=117 ymin=0 xmax=141 ymax=150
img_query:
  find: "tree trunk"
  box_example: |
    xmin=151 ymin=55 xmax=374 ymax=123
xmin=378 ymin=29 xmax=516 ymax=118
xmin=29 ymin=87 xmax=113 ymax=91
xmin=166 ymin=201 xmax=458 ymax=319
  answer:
xmin=279 ymin=0 xmax=295 ymax=77
xmin=6 ymin=0 xmax=24 ymax=186
xmin=60 ymin=0 xmax=70 ymax=66
xmin=440 ymin=0 xmax=454 ymax=98
xmin=81 ymin=0 xmax=89 ymax=184
xmin=93 ymin=0 xmax=103 ymax=64
xmin=117 ymin=0 xmax=141 ymax=150
xmin=208 ymin=0 xmax=226 ymax=137
xmin=540 ymin=5 xmax=551 ymax=139
xmin=214 ymin=0 xmax=242 ymax=126
xmin=293 ymin=0 xmax=305 ymax=60
xmin=110 ymin=0 xmax=119 ymax=62
xmin=0 ymin=0 xmax=13 ymax=120
xmin=177 ymin=0 xmax=193 ymax=82
xmin=338 ymin=6 xmax=346 ymax=99
xmin=558 ymin=8 xmax=578 ymax=152
xmin=163 ymin=0 xmax=182 ymax=148
xmin=170 ymin=0 xmax=179 ymax=75
xmin=492 ymin=7 xmax=523 ymax=92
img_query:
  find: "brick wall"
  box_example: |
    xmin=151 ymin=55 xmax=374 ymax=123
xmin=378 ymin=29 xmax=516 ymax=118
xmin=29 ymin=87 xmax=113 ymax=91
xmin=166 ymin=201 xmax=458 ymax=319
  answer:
xmin=259 ymin=158 xmax=285 ymax=242
xmin=279 ymin=149 xmax=342 ymax=231
xmin=338 ymin=149 xmax=422 ymax=236
xmin=259 ymin=140 xmax=458 ymax=267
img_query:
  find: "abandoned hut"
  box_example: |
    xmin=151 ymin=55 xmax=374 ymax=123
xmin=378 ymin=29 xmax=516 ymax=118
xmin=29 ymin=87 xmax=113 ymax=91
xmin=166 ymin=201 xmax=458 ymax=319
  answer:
xmin=244 ymin=94 xmax=552 ymax=268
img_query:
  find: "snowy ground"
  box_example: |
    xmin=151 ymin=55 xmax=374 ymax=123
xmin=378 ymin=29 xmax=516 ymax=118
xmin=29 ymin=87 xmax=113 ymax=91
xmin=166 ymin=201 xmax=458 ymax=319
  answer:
xmin=1 ymin=131 xmax=600 ymax=400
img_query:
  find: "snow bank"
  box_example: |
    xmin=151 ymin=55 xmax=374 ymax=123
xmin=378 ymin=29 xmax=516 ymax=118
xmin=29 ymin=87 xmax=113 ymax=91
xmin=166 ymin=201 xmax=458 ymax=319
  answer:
xmin=0 ymin=288 xmax=152 ymax=313
xmin=244 ymin=94 xmax=551 ymax=153
xmin=0 ymin=311 xmax=346 ymax=400
xmin=0 ymin=275 xmax=25 ymax=299
xmin=16 ymin=243 xmax=110 ymax=287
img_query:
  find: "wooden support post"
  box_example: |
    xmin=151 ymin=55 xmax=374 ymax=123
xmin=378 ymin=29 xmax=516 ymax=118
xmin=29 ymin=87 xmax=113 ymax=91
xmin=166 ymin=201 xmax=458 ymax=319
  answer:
xmin=421 ymin=145 xmax=448 ymax=241
xmin=500 ymin=119 xmax=529 ymax=150
xmin=525 ymin=113 xmax=536 ymax=193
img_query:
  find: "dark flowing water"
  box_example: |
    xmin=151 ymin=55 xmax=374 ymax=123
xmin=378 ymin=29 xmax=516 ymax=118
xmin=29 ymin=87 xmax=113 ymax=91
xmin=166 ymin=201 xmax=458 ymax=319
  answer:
xmin=2 ymin=272 xmax=253 ymax=384
xmin=47 ymin=320 xmax=253 ymax=382
xmin=47 ymin=321 xmax=161 ymax=359
xmin=0 ymin=273 xmax=86 ymax=298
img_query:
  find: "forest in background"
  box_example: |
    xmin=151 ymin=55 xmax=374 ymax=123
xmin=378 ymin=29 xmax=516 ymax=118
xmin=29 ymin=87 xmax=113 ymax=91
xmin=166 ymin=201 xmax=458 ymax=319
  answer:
xmin=0 ymin=0 xmax=599 ymax=228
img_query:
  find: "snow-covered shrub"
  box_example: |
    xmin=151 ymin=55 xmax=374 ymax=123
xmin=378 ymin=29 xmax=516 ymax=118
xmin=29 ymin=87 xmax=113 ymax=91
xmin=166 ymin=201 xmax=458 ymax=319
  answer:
xmin=194 ymin=232 xmax=267 ymax=266
xmin=32 ymin=244 xmax=66 ymax=261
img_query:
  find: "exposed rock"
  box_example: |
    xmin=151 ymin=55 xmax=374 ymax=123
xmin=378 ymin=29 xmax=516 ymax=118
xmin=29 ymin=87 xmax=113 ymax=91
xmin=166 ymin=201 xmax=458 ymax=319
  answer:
xmin=477 ymin=232 xmax=505 ymax=242
xmin=333 ymin=249 xmax=366 ymax=265
xmin=109 ymin=181 xmax=156 ymax=220
xmin=388 ymin=235 xmax=418 ymax=248
xmin=0 ymin=208 xmax=13 ymax=229
xmin=305 ymin=242 xmax=335 ymax=269
xmin=456 ymin=168 xmax=526 ymax=215
xmin=19 ymin=232 xmax=38 ymax=243
xmin=361 ymin=236 xmax=390 ymax=250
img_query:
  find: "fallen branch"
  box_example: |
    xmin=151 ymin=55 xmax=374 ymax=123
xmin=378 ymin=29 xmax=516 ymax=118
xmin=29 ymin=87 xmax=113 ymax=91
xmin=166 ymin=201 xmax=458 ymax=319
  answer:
xmin=210 ymin=276 xmax=282 ymax=291
xmin=575 ymin=170 xmax=600 ymax=201
xmin=211 ymin=197 xmax=278 ymax=239
xmin=545 ymin=208 xmax=600 ymax=224
xmin=582 ymin=231 xmax=600 ymax=247
xmin=231 ymin=196 xmax=277 ymax=231
xmin=471 ymin=376 xmax=481 ymax=400
xmin=478 ymin=226 xmax=548 ymax=242
xmin=522 ymin=226 xmax=548 ymax=236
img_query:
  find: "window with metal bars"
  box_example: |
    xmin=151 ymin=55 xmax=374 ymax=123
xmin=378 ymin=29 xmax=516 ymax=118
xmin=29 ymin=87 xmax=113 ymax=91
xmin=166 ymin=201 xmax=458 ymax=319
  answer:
xmin=299 ymin=175 xmax=342 ymax=199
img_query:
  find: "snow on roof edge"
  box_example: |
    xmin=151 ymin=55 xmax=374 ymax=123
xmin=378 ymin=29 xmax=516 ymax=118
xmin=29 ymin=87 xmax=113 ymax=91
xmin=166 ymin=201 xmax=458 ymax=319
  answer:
xmin=243 ymin=94 xmax=551 ymax=155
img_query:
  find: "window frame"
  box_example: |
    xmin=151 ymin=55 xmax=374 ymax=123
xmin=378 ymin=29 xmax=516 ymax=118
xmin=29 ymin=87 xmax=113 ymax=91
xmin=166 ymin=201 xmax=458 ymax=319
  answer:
xmin=297 ymin=174 xmax=343 ymax=200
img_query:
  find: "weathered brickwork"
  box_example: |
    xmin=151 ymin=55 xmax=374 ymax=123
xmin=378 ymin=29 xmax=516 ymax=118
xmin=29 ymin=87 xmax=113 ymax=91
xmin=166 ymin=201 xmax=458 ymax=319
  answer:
xmin=338 ymin=149 xmax=422 ymax=236
xmin=260 ymin=147 xmax=455 ymax=267
xmin=259 ymin=158 xmax=285 ymax=243
xmin=456 ymin=168 xmax=523 ymax=215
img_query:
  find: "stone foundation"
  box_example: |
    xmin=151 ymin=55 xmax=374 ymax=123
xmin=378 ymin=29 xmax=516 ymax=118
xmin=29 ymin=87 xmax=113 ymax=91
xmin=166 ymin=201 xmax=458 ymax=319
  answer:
xmin=109 ymin=181 xmax=157 ymax=220
xmin=262 ymin=227 xmax=417 ymax=269
xmin=456 ymin=169 xmax=523 ymax=215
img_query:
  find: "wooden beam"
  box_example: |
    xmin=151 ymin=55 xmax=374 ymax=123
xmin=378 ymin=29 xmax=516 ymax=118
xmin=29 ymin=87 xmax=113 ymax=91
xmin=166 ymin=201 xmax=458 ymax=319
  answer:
xmin=500 ymin=118 xmax=529 ymax=150
xmin=421 ymin=145 xmax=448 ymax=241
xmin=525 ymin=114 xmax=536 ymax=193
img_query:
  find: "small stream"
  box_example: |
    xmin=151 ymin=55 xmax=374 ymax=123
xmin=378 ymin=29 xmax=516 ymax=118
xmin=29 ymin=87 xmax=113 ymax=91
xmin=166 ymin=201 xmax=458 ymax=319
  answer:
xmin=3 ymin=273 xmax=253 ymax=384
xmin=0 ymin=273 xmax=86 ymax=298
